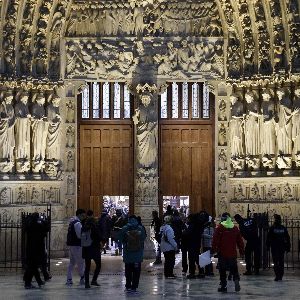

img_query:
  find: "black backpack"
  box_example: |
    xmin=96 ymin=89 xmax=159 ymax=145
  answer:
xmin=67 ymin=219 xmax=81 ymax=246
xmin=126 ymin=229 xmax=142 ymax=251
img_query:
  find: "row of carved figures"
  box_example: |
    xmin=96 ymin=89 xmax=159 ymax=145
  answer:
xmin=229 ymin=87 xmax=300 ymax=170
xmin=0 ymin=89 xmax=62 ymax=174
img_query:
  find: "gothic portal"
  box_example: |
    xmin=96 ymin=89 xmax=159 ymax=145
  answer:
xmin=0 ymin=0 xmax=300 ymax=255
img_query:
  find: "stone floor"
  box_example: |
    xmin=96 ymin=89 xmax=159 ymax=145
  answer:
xmin=0 ymin=254 xmax=299 ymax=299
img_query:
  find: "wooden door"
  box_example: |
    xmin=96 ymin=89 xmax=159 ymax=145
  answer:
xmin=160 ymin=124 xmax=214 ymax=214
xmin=79 ymin=124 xmax=133 ymax=215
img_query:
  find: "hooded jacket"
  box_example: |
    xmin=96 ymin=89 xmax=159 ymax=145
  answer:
xmin=160 ymin=224 xmax=177 ymax=252
xmin=212 ymin=217 xmax=244 ymax=258
xmin=118 ymin=217 xmax=146 ymax=263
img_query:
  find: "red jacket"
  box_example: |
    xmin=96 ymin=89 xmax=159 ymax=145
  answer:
xmin=212 ymin=224 xmax=244 ymax=258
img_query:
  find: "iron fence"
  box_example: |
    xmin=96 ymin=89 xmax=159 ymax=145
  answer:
xmin=248 ymin=212 xmax=300 ymax=270
xmin=0 ymin=205 xmax=51 ymax=271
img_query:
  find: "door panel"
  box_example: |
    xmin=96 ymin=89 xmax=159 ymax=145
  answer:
xmin=79 ymin=124 xmax=133 ymax=215
xmin=160 ymin=124 xmax=213 ymax=214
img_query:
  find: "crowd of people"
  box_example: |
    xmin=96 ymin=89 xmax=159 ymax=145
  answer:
xmin=22 ymin=206 xmax=291 ymax=294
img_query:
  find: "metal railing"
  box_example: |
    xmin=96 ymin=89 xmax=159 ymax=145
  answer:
xmin=0 ymin=205 xmax=51 ymax=271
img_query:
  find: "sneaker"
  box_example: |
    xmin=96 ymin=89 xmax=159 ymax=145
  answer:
xmin=243 ymin=271 xmax=252 ymax=275
xmin=234 ymin=279 xmax=241 ymax=292
xmin=79 ymin=276 xmax=85 ymax=285
xmin=218 ymin=286 xmax=227 ymax=293
xmin=66 ymin=279 xmax=73 ymax=286
xmin=91 ymin=281 xmax=100 ymax=286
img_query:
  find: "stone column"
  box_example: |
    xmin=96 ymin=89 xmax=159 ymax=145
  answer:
xmin=132 ymin=83 xmax=159 ymax=259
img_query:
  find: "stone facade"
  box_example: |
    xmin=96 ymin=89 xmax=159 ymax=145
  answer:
xmin=0 ymin=0 xmax=300 ymax=256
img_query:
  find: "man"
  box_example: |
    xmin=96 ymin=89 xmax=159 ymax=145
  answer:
xmin=212 ymin=213 xmax=244 ymax=293
xmin=234 ymin=214 xmax=260 ymax=275
xmin=66 ymin=208 xmax=86 ymax=286
xmin=150 ymin=210 xmax=162 ymax=264
xmin=266 ymin=214 xmax=291 ymax=281
xmin=111 ymin=208 xmax=127 ymax=255
xmin=97 ymin=208 xmax=112 ymax=254
xmin=119 ymin=215 xmax=146 ymax=294
xmin=23 ymin=213 xmax=50 ymax=289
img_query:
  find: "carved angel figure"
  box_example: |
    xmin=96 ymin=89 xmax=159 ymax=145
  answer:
xmin=292 ymin=88 xmax=300 ymax=155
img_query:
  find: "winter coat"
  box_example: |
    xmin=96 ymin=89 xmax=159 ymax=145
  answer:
xmin=212 ymin=217 xmax=244 ymax=259
xmin=237 ymin=217 xmax=258 ymax=241
xmin=118 ymin=218 xmax=146 ymax=264
xmin=202 ymin=226 xmax=214 ymax=248
xmin=98 ymin=212 xmax=112 ymax=240
xmin=160 ymin=224 xmax=177 ymax=252
xmin=82 ymin=217 xmax=102 ymax=260
xmin=266 ymin=223 xmax=291 ymax=254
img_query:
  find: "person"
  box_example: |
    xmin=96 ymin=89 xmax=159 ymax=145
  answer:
xmin=66 ymin=208 xmax=86 ymax=286
xmin=23 ymin=213 xmax=50 ymax=289
xmin=172 ymin=209 xmax=183 ymax=252
xmin=81 ymin=210 xmax=102 ymax=288
xmin=234 ymin=214 xmax=260 ymax=275
xmin=181 ymin=216 xmax=190 ymax=275
xmin=266 ymin=214 xmax=291 ymax=281
xmin=201 ymin=216 xmax=214 ymax=276
xmin=97 ymin=208 xmax=112 ymax=254
xmin=119 ymin=215 xmax=146 ymax=293
xmin=150 ymin=210 xmax=162 ymax=264
xmin=111 ymin=208 xmax=127 ymax=255
xmin=212 ymin=213 xmax=244 ymax=293
xmin=163 ymin=205 xmax=173 ymax=218
xmin=160 ymin=215 xmax=178 ymax=278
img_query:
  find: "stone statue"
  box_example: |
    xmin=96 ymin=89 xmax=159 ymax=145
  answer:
xmin=218 ymin=99 xmax=227 ymax=121
xmin=218 ymin=149 xmax=227 ymax=170
xmin=66 ymin=126 xmax=75 ymax=148
xmin=228 ymin=94 xmax=244 ymax=169
xmin=66 ymin=100 xmax=75 ymax=123
xmin=261 ymin=89 xmax=276 ymax=168
xmin=235 ymin=184 xmax=245 ymax=201
xmin=66 ymin=150 xmax=75 ymax=172
xmin=218 ymin=173 xmax=227 ymax=193
xmin=218 ymin=123 xmax=227 ymax=146
xmin=67 ymin=175 xmax=75 ymax=195
xmin=14 ymin=91 xmax=31 ymax=172
xmin=276 ymin=88 xmax=292 ymax=168
xmin=31 ymin=93 xmax=48 ymax=172
xmin=46 ymin=95 xmax=61 ymax=161
xmin=0 ymin=91 xmax=15 ymax=172
xmin=244 ymin=91 xmax=260 ymax=156
xmin=133 ymin=94 xmax=158 ymax=168
xmin=292 ymin=88 xmax=300 ymax=165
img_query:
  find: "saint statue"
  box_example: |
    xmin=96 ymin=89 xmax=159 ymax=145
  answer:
xmin=31 ymin=93 xmax=48 ymax=172
xmin=244 ymin=91 xmax=260 ymax=156
xmin=0 ymin=91 xmax=15 ymax=172
xmin=292 ymin=88 xmax=300 ymax=156
xmin=46 ymin=95 xmax=61 ymax=161
xmin=229 ymin=94 xmax=244 ymax=157
xmin=133 ymin=94 xmax=157 ymax=168
xmin=15 ymin=91 xmax=31 ymax=172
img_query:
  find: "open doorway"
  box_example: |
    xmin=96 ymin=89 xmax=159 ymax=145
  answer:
xmin=162 ymin=196 xmax=189 ymax=218
xmin=103 ymin=195 xmax=129 ymax=217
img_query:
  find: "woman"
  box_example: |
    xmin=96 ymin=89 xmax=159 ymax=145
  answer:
xmin=82 ymin=210 xmax=102 ymax=288
xmin=160 ymin=215 xmax=177 ymax=279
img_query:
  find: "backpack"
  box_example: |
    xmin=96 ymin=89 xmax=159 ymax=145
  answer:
xmin=81 ymin=229 xmax=92 ymax=247
xmin=126 ymin=229 xmax=142 ymax=251
xmin=67 ymin=219 xmax=81 ymax=246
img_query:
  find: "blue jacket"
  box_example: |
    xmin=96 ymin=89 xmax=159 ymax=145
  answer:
xmin=118 ymin=218 xmax=146 ymax=263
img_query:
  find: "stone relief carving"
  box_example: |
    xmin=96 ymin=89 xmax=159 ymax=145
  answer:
xmin=66 ymin=100 xmax=75 ymax=123
xmin=218 ymin=148 xmax=227 ymax=170
xmin=218 ymin=99 xmax=227 ymax=121
xmin=0 ymin=187 xmax=12 ymax=205
xmin=66 ymin=125 xmax=75 ymax=148
xmin=65 ymin=198 xmax=74 ymax=218
xmin=218 ymin=172 xmax=227 ymax=193
xmin=218 ymin=123 xmax=227 ymax=146
xmin=66 ymin=150 xmax=75 ymax=172
xmin=15 ymin=187 xmax=26 ymax=204
xmin=66 ymin=175 xmax=75 ymax=195
xmin=66 ymin=1 xmax=222 ymax=38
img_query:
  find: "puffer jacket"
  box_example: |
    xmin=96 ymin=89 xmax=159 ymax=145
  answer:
xmin=160 ymin=224 xmax=177 ymax=252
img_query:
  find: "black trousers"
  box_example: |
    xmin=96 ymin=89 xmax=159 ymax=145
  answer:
xmin=245 ymin=240 xmax=260 ymax=272
xmin=84 ymin=258 xmax=101 ymax=284
xmin=272 ymin=250 xmax=285 ymax=279
xmin=24 ymin=261 xmax=43 ymax=286
xmin=163 ymin=250 xmax=176 ymax=277
xmin=188 ymin=248 xmax=200 ymax=275
xmin=218 ymin=257 xmax=239 ymax=288
xmin=125 ymin=262 xmax=141 ymax=290
xmin=181 ymin=247 xmax=188 ymax=273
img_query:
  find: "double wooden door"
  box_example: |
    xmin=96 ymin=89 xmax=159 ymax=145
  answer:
xmin=79 ymin=123 xmax=133 ymax=216
xmin=159 ymin=123 xmax=214 ymax=214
